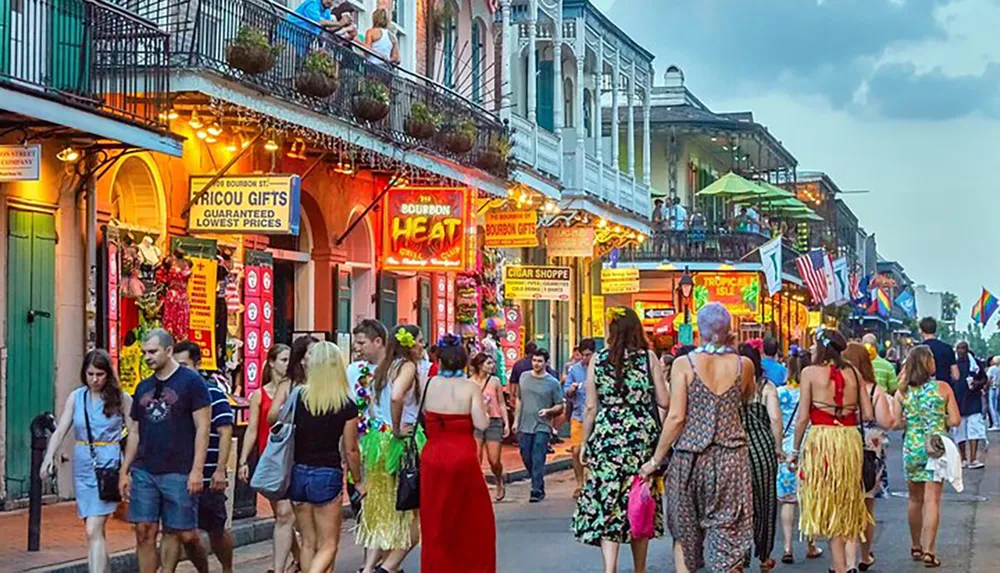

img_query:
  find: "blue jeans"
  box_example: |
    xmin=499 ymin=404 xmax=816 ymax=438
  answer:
xmin=128 ymin=468 xmax=198 ymax=532
xmin=517 ymin=432 xmax=550 ymax=497
xmin=989 ymin=387 xmax=1000 ymax=428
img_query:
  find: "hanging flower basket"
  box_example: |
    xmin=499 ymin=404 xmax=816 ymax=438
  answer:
xmin=295 ymin=50 xmax=338 ymax=98
xmin=405 ymin=101 xmax=442 ymax=140
xmin=444 ymin=120 xmax=477 ymax=154
xmin=225 ymin=26 xmax=280 ymax=75
xmin=352 ymin=79 xmax=391 ymax=122
xmin=476 ymin=149 xmax=504 ymax=170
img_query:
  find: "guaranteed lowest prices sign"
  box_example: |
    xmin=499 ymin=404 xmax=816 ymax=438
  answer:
xmin=503 ymin=265 xmax=572 ymax=301
xmin=383 ymin=187 xmax=470 ymax=271
xmin=188 ymin=175 xmax=302 ymax=235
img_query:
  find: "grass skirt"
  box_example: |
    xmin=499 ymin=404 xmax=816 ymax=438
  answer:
xmin=798 ymin=425 xmax=873 ymax=540
xmin=355 ymin=428 xmax=426 ymax=550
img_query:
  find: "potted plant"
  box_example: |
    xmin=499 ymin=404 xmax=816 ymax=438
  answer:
xmin=295 ymin=49 xmax=339 ymax=98
xmin=444 ymin=119 xmax=477 ymax=154
xmin=352 ymin=78 xmax=391 ymax=122
xmin=476 ymin=132 xmax=511 ymax=170
xmin=405 ymin=101 xmax=442 ymax=140
xmin=226 ymin=25 xmax=281 ymax=75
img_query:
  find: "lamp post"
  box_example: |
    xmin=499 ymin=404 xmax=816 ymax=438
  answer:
xmin=678 ymin=267 xmax=694 ymax=324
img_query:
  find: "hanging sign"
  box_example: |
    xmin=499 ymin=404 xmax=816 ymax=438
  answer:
xmin=500 ymin=306 xmax=523 ymax=370
xmin=187 ymin=256 xmax=219 ymax=371
xmin=591 ymin=296 xmax=606 ymax=338
xmin=601 ymin=268 xmax=640 ymax=294
xmin=0 ymin=144 xmax=41 ymax=181
xmin=634 ymin=300 xmax=676 ymax=326
xmin=383 ymin=187 xmax=470 ymax=271
xmin=503 ymin=265 xmax=571 ymax=301
xmin=484 ymin=210 xmax=539 ymax=248
xmin=694 ymin=272 xmax=761 ymax=319
xmin=188 ymin=175 xmax=302 ymax=235
xmin=244 ymin=250 xmax=273 ymax=393
xmin=547 ymin=227 xmax=596 ymax=258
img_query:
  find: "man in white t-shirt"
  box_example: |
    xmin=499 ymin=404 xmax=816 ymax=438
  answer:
xmin=668 ymin=196 xmax=688 ymax=231
xmin=987 ymin=356 xmax=1000 ymax=431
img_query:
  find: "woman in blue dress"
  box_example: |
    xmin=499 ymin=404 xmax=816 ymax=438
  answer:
xmin=776 ymin=351 xmax=821 ymax=564
xmin=42 ymin=349 xmax=131 ymax=573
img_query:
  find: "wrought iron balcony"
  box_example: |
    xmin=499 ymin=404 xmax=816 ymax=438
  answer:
xmin=0 ymin=0 xmax=171 ymax=130
xmin=140 ymin=0 xmax=508 ymax=177
xmin=618 ymin=228 xmax=802 ymax=273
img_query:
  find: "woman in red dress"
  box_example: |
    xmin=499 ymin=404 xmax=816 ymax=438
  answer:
xmin=419 ymin=334 xmax=495 ymax=572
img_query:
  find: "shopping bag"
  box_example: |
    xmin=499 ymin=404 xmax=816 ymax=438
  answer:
xmin=627 ymin=475 xmax=656 ymax=539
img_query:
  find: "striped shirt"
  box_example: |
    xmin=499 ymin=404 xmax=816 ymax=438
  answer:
xmin=202 ymin=374 xmax=235 ymax=485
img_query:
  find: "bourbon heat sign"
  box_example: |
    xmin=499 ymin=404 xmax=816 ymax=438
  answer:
xmin=383 ymin=187 xmax=470 ymax=272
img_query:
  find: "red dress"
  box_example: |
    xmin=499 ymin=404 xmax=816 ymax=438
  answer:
xmin=420 ymin=412 xmax=496 ymax=572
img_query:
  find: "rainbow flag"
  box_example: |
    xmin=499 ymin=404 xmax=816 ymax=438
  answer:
xmin=868 ymin=287 xmax=891 ymax=317
xmin=971 ymin=288 xmax=998 ymax=325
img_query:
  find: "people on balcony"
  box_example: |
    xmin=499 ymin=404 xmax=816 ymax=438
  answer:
xmin=364 ymin=9 xmax=401 ymax=68
xmin=667 ymin=197 xmax=688 ymax=231
xmin=285 ymin=0 xmax=358 ymax=56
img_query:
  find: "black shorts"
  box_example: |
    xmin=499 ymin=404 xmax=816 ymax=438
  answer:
xmin=197 ymin=490 xmax=228 ymax=535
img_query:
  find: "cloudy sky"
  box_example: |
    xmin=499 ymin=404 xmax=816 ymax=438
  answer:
xmin=597 ymin=0 xmax=999 ymax=326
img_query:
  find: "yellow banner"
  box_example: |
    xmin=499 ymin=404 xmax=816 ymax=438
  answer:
xmin=601 ymin=268 xmax=640 ymax=294
xmin=591 ymin=296 xmax=606 ymax=338
xmin=187 ymin=257 xmax=218 ymax=371
xmin=188 ymin=175 xmax=301 ymax=235
xmin=485 ymin=210 xmax=539 ymax=248
xmin=503 ymin=265 xmax=571 ymax=301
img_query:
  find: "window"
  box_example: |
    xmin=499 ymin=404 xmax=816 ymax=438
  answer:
xmin=418 ymin=279 xmax=432 ymax=339
xmin=378 ymin=273 xmax=398 ymax=327
xmin=583 ymin=88 xmax=593 ymax=138
xmin=442 ymin=2 xmax=457 ymax=88
xmin=564 ymin=77 xmax=574 ymax=127
xmin=337 ymin=270 xmax=352 ymax=335
xmin=471 ymin=19 xmax=484 ymax=103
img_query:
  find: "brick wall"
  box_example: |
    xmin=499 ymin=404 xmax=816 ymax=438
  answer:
xmin=416 ymin=0 xmax=428 ymax=77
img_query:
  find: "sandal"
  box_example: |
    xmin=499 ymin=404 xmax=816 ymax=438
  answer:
xmin=781 ymin=552 xmax=794 ymax=564
xmin=923 ymin=553 xmax=941 ymax=568
xmin=807 ymin=546 xmax=824 ymax=559
xmin=760 ymin=557 xmax=776 ymax=571
xmin=495 ymin=483 xmax=507 ymax=502
xmin=911 ymin=547 xmax=924 ymax=561
xmin=859 ymin=553 xmax=876 ymax=571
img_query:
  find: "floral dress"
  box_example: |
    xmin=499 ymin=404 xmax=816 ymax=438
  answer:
xmin=901 ymin=380 xmax=948 ymax=482
xmin=775 ymin=385 xmax=800 ymax=502
xmin=571 ymin=348 xmax=663 ymax=545
xmin=161 ymin=261 xmax=191 ymax=342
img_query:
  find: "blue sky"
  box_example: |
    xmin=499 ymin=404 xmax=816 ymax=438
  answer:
xmin=597 ymin=0 xmax=1000 ymax=325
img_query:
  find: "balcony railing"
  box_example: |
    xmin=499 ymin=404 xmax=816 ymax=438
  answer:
xmin=0 ymin=0 xmax=170 ymax=130
xmin=140 ymin=0 xmax=506 ymax=177
xmin=618 ymin=229 xmax=802 ymax=272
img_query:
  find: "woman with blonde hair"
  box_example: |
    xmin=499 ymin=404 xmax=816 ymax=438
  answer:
xmin=842 ymin=341 xmax=896 ymax=571
xmin=789 ymin=330 xmax=874 ymax=573
xmin=269 ymin=341 xmax=361 ymax=573
xmin=894 ymin=345 xmax=960 ymax=568
xmin=364 ymin=8 xmax=400 ymax=66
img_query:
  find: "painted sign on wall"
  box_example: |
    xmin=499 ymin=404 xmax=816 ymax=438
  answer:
xmin=383 ymin=187 xmax=469 ymax=271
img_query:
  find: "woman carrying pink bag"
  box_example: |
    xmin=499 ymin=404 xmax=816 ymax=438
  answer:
xmin=627 ymin=476 xmax=660 ymax=540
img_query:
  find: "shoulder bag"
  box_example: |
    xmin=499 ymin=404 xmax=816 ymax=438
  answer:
xmin=83 ymin=391 xmax=122 ymax=502
xmin=854 ymin=371 xmax=883 ymax=493
xmin=250 ymin=386 xmax=301 ymax=500
xmin=396 ymin=374 xmax=433 ymax=511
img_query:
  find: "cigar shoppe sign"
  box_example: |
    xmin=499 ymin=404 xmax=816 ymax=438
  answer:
xmin=383 ymin=187 xmax=470 ymax=271
xmin=188 ymin=175 xmax=302 ymax=234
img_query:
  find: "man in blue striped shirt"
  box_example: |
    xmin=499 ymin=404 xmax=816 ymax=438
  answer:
xmin=175 ymin=341 xmax=235 ymax=573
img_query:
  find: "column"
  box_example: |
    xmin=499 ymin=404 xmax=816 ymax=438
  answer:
xmin=500 ymin=0 xmax=512 ymax=119
xmin=575 ymin=52 xmax=585 ymax=191
xmin=627 ymin=60 xmax=636 ymax=178
xmin=611 ymin=49 xmax=620 ymax=203
xmin=594 ymin=37 xmax=604 ymax=199
xmin=553 ymin=15 xmax=563 ymax=132
xmin=643 ymin=70 xmax=651 ymax=186
xmin=527 ymin=1 xmax=537 ymax=124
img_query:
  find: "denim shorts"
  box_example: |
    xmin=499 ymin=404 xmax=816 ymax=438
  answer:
xmin=128 ymin=468 xmax=198 ymax=532
xmin=197 ymin=490 xmax=228 ymax=535
xmin=286 ymin=464 xmax=344 ymax=505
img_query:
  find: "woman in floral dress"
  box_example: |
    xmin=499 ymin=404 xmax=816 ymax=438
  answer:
xmin=572 ymin=307 xmax=668 ymax=573
xmin=894 ymin=346 xmax=960 ymax=568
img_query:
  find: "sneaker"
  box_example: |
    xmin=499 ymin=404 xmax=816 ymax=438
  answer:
xmin=529 ymin=493 xmax=543 ymax=503
xmin=969 ymin=461 xmax=985 ymax=469
xmin=962 ymin=460 xmax=970 ymax=469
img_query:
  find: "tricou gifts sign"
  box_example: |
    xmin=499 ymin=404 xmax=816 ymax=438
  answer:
xmin=188 ymin=175 xmax=301 ymax=234
xmin=383 ymin=187 xmax=470 ymax=271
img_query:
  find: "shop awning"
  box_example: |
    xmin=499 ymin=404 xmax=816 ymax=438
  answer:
xmin=695 ymin=172 xmax=768 ymax=198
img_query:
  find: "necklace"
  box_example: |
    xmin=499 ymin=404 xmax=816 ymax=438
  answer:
xmin=439 ymin=369 xmax=464 ymax=378
xmin=694 ymin=343 xmax=734 ymax=355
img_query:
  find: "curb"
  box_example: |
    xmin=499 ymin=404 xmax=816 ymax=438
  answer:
xmin=33 ymin=458 xmax=571 ymax=572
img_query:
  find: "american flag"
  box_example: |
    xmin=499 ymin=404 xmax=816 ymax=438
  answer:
xmin=796 ymin=249 xmax=830 ymax=305
xmin=849 ymin=271 xmax=863 ymax=301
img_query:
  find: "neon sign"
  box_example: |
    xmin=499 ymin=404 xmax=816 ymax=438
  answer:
xmin=383 ymin=187 xmax=469 ymax=271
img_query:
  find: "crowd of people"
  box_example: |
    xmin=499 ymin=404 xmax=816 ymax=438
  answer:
xmin=39 ymin=307 xmax=989 ymax=573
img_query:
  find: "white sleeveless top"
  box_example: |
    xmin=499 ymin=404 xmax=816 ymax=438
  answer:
xmin=367 ymin=29 xmax=393 ymax=65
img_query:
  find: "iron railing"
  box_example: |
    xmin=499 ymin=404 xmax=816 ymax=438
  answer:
xmin=619 ymin=229 xmax=802 ymax=274
xmin=138 ymin=0 xmax=508 ymax=177
xmin=0 ymin=0 xmax=171 ymax=130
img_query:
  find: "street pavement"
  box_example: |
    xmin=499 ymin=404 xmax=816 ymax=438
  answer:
xmin=179 ymin=433 xmax=1000 ymax=572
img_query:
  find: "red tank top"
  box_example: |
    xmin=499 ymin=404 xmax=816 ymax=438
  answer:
xmin=256 ymin=388 xmax=274 ymax=456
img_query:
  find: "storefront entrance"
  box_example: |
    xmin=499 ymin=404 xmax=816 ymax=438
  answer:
xmin=5 ymin=209 xmax=56 ymax=498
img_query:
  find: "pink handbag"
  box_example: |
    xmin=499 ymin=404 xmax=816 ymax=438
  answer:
xmin=627 ymin=475 xmax=656 ymax=539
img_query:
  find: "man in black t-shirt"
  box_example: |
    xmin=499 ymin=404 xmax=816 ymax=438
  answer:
xmin=120 ymin=329 xmax=211 ymax=573
xmin=918 ymin=317 xmax=959 ymax=384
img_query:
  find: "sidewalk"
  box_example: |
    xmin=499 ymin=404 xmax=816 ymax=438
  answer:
xmin=3 ymin=443 xmax=572 ymax=572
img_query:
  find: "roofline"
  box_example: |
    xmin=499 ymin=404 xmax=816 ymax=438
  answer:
xmin=564 ymin=0 xmax=656 ymax=63
xmin=641 ymin=114 xmax=797 ymax=167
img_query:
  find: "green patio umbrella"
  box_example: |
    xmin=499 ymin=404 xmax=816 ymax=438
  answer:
xmin=695 ymin=172 xmax=768 ymax=197
xmin=786 ymin=211 xmax=824 ymax=222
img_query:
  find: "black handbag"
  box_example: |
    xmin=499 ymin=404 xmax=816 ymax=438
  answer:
xmin=854 ymin=373 xmax=883 ymax=493
xmin=395 ymin=373 xmax=433 ymax=511
xmin=83 ymin=391 xmax=122 ymax=503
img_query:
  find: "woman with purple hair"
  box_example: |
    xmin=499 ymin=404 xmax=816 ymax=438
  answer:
xmin=641 ymin=303 xmax=755 ymax=572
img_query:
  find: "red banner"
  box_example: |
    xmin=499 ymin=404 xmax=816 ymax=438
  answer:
xmin=382 ymin=187 xmax=469 ymax=272
xmin=107 ymin=241 xmax=120 ymax=368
